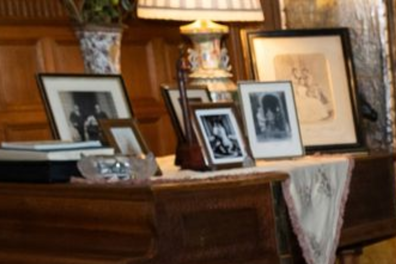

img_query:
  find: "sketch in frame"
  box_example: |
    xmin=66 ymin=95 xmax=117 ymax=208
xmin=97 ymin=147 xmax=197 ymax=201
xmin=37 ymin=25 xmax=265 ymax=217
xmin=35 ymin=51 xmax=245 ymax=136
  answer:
xmin=191 ymin=103 xmax=250 ymax=169
xmin=276 ymin=54 xmax=334 ymax=124
xmin=242 ymin=28 xmax=365 ymax=153
xmin=238 ymin=81 xmax=304 ymax=159
xmin=161 ymin=84 xmax=211 ymax=140
xmin=99 ymin=118 xmax=162 ymax=176
xmin=37 ymin=74 xmax=133 ymax=142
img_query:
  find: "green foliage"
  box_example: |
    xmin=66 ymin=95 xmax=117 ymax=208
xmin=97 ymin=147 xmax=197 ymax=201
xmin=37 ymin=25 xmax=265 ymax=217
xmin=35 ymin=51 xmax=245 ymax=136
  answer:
xmin=60 ymin=0 xmax=135 ymax=25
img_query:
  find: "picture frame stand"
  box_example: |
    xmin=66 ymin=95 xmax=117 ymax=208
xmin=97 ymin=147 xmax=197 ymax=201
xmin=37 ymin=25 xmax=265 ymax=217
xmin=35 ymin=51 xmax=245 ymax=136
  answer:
xmin=175 ymin=47 xmax=207 ymax=171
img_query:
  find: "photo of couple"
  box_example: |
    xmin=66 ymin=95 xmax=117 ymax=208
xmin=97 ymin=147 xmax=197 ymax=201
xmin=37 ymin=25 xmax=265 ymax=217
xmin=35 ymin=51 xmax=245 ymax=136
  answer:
xmin=61 ymin=91 xmax=118 ymax=141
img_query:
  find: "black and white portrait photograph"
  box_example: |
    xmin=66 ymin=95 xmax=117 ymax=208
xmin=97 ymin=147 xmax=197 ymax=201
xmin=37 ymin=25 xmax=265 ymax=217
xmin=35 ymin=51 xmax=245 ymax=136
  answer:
xmin=37 ymin=74 xmax=133 ymax=142
xmin=191 ymin=103 xmax=249 ymax=169
xmin=60 ymin=91 xmax=117 ymax=141
xmin=249 ymin=91 xmax=291 ymax=142
xmin=238 ymin=81 xmax=304 ymax=159
xmin=200 ymin=114 xmax=242 ymax=159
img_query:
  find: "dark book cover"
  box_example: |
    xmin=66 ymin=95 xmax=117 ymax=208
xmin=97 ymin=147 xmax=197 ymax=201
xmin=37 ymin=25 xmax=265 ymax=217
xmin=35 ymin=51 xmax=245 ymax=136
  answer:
xmin=0 ymin=161 xmax=81 ymax=183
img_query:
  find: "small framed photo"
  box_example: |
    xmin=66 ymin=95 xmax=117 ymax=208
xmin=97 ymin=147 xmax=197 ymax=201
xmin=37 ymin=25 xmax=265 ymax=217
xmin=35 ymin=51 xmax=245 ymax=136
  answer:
xmin=190 ymin=102 xmax=251 ymax=170
xmin=98 ymin=118 xmax=161 ymax=175
xmin=161 ymin=84 xmax=211 ymax=140
xmin=238 ymin=81 xmax=304 ymax=159
xmin=242 ymin=28 xmax=365 ymax=153
xmin=37 ymin=74 xmax=133 ymax=142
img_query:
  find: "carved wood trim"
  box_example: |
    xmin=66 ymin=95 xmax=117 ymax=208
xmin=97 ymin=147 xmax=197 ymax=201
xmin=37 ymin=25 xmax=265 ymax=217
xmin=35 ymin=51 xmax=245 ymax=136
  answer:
xmin=260 ymin=0 xmax=282 ymax=30
xmin=0 ymin=0 xmax=69 ymax=22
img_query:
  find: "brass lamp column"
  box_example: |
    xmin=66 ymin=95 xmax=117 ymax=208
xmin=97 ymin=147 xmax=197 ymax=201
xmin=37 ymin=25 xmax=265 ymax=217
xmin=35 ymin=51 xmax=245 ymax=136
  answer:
xmin=137 ymin=0 xmax=264 ymax=101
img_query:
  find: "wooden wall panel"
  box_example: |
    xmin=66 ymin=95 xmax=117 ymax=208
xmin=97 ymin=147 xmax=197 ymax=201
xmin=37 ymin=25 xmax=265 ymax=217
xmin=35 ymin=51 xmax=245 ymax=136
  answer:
xmin=137 ymin=115 xmax=177 ymax=156
xmin=0 ymin=41 xmax=43 ymax=111
xmin=51 ymin=40 xmax=85 ymax=73
xmin=0 ymin=111 xmax=50 ymax=142
xmin=0 ymin=0 xmax=279 ymax=156
xmin=3 ymin=122 xmax=51 ymax=142
xmin=122 ymin=41 xmax=154 ymax=99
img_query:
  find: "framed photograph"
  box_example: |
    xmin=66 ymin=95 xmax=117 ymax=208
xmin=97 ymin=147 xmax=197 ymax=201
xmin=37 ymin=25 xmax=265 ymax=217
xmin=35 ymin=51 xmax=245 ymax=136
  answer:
xmin=37 ymin=74 xmax=133 ymax=142
xmin=161 ymin=84 xmax=211 ymax=140
xmin=242 ymin=28 xmax=365 ymax=153
xmin=238 ymin=81 xmax=304 ymax=159
xmin=98 ymin=118 xmax=161 ymax=175
xmin=190 ymin=102 xmax=251 ymax=170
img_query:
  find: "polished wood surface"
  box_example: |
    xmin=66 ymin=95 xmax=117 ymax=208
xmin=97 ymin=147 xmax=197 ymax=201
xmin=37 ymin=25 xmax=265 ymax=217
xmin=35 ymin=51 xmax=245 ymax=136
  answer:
xmin=0 ymin=172 xmax=288 ymax=264
xmin=0 ymin=154 xmax=394 ymax=264
xmin=0 ymin=184 xmax=156 ymax=264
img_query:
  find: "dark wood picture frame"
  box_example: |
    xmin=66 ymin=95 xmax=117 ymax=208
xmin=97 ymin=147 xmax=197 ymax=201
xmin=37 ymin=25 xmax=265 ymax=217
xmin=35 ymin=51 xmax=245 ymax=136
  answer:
xmin=161 ymin=84 xmax=211 ymax=141
xmin=238 ymin=81 xmax=304 ymax=159
xmin=36 ymin=73 xmax=133 ymax=142
xmin=241 ymin=28 xmax=366 ymax=153
xmin=190 ymin=102 xmax=253 ymax=170
xmin=98 ymin=118 xmax=161 ymax=176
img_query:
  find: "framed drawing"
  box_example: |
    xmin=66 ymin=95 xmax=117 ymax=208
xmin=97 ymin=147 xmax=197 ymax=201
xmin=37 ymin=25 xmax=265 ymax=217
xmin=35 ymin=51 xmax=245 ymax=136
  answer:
xmin=242 ymin=28 xmax=366 ymax=153
xmin=161 ymin=84 xmax=211 ymax=140
xmin=190 ymin=102 xmax=251 ymax=170
xmin=37 ymin=74 xmax=133 ymax=142
xmin=98 ymin=118 xmax=161 ymax=176
xmin=238 ymin=81 xmax=304 ymax=159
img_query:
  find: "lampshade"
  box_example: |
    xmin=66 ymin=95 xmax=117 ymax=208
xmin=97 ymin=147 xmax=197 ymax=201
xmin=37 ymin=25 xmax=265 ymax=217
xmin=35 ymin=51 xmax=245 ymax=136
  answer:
xmin=137 ymin=0 xmax=264 ymax=22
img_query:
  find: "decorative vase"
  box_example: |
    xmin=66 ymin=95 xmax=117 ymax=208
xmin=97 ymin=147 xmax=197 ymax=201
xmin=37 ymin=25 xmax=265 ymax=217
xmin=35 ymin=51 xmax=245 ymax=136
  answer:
xmin=75 ymin=25 xmax=123 ymax=74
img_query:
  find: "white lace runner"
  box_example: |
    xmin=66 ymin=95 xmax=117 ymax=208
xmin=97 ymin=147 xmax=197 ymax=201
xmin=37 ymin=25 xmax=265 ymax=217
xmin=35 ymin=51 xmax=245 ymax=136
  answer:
xmin=280 ymin=156 xmax=353 ymax=264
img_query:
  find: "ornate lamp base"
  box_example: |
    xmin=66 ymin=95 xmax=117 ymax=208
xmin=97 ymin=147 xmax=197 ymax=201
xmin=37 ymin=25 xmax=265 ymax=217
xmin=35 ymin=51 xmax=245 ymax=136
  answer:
xmin=181 ymin=19 xmax=236 ymax=102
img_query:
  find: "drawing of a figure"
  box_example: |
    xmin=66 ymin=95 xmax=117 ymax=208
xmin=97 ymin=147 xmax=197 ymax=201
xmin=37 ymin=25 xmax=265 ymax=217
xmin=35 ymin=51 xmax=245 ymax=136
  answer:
xmin=274 ymin=54 xmax=334 ymax=124
xmin=291 ymin=67 xmax=331 ymax=123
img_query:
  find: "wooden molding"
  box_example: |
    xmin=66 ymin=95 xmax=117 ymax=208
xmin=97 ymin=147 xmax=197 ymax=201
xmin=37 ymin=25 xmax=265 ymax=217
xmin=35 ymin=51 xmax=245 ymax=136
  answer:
xmin=0 ymin=0 xmax=69 ymax=22
xmin=260 ymin=0 xmax=282 ymax=30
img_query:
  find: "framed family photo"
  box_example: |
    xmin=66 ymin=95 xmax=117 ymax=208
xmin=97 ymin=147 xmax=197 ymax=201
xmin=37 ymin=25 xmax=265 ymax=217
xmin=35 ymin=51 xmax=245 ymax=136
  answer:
xmin=37 ymin=74 xmax=133 ymax=142
xmin=190 ymin=102 xmax=251 ymax=170
xmin=99 ymin=118 xmax=161 ymax=175
xmin=161 ymin=84 xmax=211 ymax=140
xmin=242 ymin=28 xmax=365 ymax=153
xmin=238 ymin=81 xmax=304 ymax=159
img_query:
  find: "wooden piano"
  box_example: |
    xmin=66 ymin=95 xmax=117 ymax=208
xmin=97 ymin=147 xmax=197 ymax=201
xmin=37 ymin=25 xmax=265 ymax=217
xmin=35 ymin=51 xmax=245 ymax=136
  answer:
xmin=0 ymin=154 xmax=394 ymax=264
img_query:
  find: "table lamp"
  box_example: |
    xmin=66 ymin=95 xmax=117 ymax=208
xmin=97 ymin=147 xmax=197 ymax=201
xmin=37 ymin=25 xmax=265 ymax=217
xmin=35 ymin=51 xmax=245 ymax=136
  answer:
xmin=137 ymin=0 xmax=264 ymax=101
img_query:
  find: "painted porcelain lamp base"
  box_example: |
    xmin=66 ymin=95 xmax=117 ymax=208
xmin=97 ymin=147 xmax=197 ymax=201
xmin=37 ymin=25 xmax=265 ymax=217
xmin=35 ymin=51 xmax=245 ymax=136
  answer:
xmin=181 ymin=19 xmax=236 ymax=101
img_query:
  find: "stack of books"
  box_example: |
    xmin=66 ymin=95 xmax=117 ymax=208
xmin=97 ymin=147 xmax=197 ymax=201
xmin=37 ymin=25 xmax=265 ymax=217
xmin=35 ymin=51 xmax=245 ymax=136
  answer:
xmin=0 ymin=140 xmax=114 ymax=183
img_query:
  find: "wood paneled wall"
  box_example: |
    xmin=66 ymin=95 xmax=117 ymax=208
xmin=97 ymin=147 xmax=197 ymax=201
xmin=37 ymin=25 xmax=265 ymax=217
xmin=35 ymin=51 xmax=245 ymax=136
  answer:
xmin=0 ymin=0 xmax=280 ymax=156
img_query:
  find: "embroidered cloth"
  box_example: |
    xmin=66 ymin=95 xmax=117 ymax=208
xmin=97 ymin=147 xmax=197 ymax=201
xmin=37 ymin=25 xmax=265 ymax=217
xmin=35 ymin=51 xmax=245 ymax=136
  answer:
xmin=272 ymin=156 xmax=353 ymax=264
xmin=154 ymin=155 xmax=354 ymax=264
